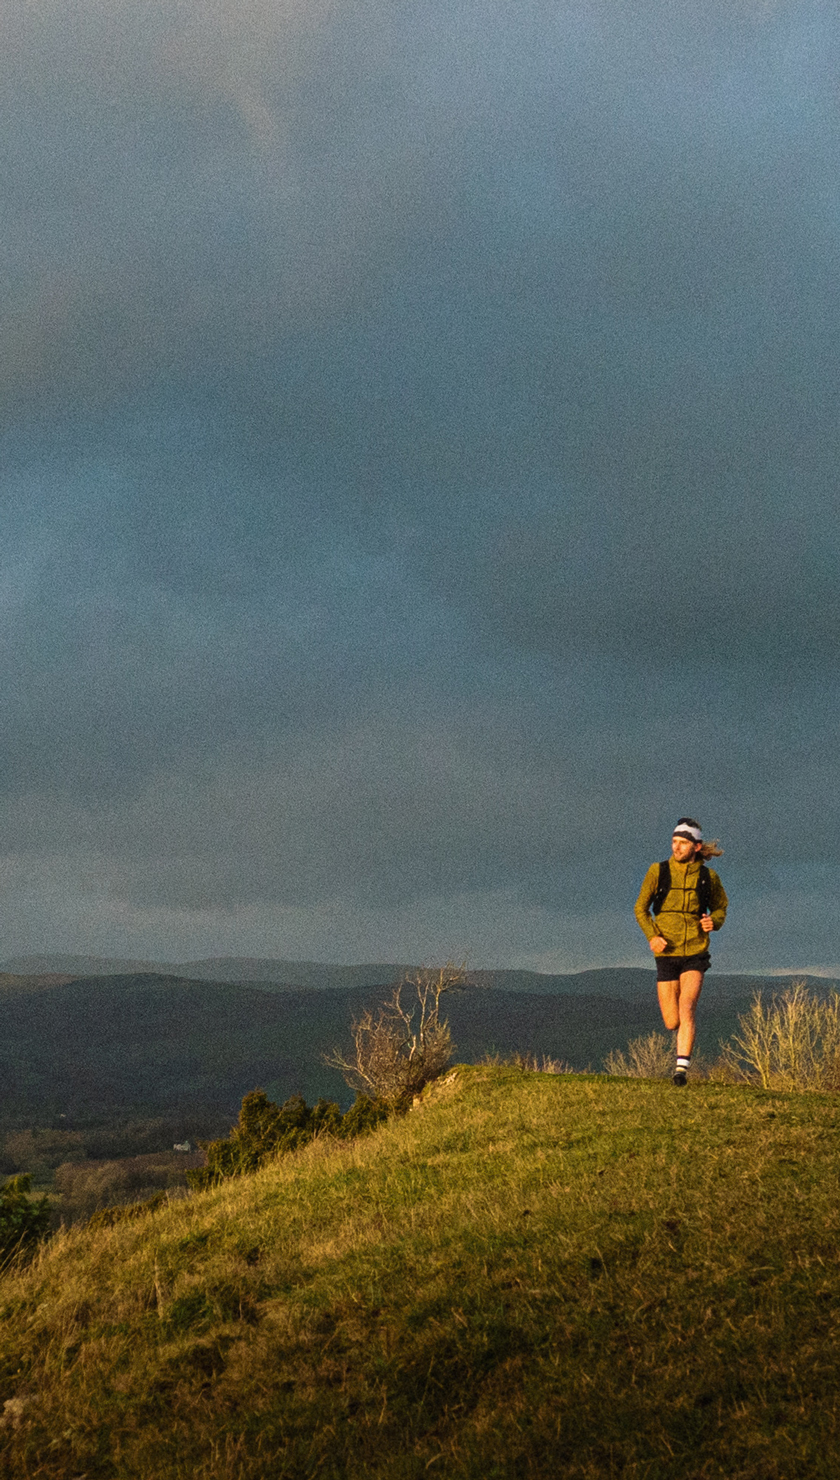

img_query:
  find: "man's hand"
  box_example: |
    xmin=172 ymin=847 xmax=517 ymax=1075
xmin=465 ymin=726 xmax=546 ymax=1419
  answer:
xmin=700 ymin=913 xmax=714 ymax=934
xmin=649 ymin=935 xmax=668 ymax=954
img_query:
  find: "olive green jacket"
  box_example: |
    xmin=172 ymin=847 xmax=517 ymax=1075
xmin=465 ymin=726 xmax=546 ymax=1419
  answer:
xmin=634 ymin=858 xmax=728 ymax=957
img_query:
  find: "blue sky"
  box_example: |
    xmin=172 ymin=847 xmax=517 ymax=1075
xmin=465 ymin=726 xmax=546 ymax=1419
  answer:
xmin=2 ymin=0 xmax=839 ymax=972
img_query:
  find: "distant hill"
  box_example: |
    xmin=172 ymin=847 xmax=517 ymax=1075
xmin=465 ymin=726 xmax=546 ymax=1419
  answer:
xmin=0 ymin=967 xmax=835 ymax=1132
xmin=4 ymin=955 xmax=836 ymax=1000
xmin=0 ymin=955 xmax=408 ymax=988
xmin=177 ymin=958 xmax=409 ymax=989
xmin=0 ymin=972 xmax=74 ymax=995
xmin=0 ymin=974 xmax=354 ymax=1127
xmin=1 ymin=955 xmax=170 ymax=976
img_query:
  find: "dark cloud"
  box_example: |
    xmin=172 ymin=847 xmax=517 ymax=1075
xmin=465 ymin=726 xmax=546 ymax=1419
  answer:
xmin=1 ymin=0 xmax=838 ymax=968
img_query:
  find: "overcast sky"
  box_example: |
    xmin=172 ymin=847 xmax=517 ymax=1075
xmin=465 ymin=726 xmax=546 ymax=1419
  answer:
xmin=2 ymin=0 xmax=838 ymax=973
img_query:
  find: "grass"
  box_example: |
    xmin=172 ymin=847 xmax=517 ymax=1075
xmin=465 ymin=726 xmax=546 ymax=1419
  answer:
xmin=1 ymin=1064 xmax=839 ymax=1478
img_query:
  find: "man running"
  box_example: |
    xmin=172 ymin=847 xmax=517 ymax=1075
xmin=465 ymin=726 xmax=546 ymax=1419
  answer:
xmin=634 ymin=817 xmax=728 ymax=1085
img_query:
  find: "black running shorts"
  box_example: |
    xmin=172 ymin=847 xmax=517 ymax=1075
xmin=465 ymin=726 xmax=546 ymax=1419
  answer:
xmin=655 ymin=952 xmax=711 ymax=982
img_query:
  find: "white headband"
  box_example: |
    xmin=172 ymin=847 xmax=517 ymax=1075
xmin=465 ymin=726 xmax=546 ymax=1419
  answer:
xmin=673 ymin=823 xmax=702 ymax=842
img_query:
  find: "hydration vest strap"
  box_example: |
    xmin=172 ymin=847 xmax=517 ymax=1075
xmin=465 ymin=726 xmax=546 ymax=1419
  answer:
xmin=652 ymin=859 xmax=712 ymax=917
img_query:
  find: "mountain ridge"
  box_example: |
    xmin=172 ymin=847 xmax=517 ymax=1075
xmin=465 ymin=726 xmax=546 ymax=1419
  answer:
xmin=4 ymin=955 xmax=836 ymax=999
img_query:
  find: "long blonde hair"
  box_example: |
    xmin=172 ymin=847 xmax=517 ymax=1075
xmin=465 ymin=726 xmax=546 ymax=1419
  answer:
xmin=699 ymin=839 xmax=723 ymax=860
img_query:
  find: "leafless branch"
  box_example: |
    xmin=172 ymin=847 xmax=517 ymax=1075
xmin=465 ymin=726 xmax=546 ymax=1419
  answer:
xmin=325 ymin=962 xmax=469 ymax=1104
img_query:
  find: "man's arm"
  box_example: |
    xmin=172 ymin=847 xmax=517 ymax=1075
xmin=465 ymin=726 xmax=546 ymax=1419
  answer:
xmin=707 ymin=871 xmax=728 ymax=931
xmin=634 ymin=864 xmax=661 ymax=942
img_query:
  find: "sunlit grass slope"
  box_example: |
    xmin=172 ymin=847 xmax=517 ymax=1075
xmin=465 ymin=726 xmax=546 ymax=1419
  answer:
xmin=1 ymin=1066 xmax=839 ymax=1479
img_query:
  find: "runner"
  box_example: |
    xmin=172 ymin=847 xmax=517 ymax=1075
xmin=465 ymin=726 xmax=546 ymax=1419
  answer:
xmin=634 ymin=818 xmax=728 ymax=1085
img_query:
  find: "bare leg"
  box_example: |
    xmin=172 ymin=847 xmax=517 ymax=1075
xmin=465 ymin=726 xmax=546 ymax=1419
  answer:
xmin=657 ymin=971 xmax=704 ymax=1058
xmin=657 ymin=980 xmax=680 ymax=1033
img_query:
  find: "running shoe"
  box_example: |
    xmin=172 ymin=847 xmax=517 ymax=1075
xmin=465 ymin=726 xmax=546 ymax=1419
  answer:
xmin=672 ymin=1069 xmax=687 ymax=1087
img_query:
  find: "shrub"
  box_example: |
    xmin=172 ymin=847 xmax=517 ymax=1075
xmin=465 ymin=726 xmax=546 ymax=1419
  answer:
xmin=604 ymin=1031 xmax=673 ymax=1079
xmin=0 ymin=1174 xmax=52 ymax=1267
xmin=326 ymin=964 xmax=467 ymax=1105
xmin=339 ymin=1094 xmax=391 ymax=1138
xmin=188 ymin=1091 xmax=388 ymax=1190
xmin=719 ymin=980 xmax=840 ymax=1092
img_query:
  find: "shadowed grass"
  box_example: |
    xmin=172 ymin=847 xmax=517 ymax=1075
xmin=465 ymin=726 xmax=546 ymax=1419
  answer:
xmin=1 ymin=1066 xmax=839 ymax=1477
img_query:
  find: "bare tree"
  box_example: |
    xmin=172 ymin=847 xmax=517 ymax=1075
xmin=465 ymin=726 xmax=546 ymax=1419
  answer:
xmin=326 ymin=963 xmax=468 ymax=1105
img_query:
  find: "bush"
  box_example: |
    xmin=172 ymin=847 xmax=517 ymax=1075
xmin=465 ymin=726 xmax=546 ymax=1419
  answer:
xmin=604 ymin=1031 xmax=673 ymax=1079
xmin=326 ymin=964 xmax=467 ymax=1105
xmin=720 ymin=980 xmax=840 ymax=1092
xmin=0 ymin=1174 xmax=52 ymax=1267
xmin=339 ymin=1095 xmax=392 ymax=1138
xmin=188 ymin=1091 xmax=388 ymax=1190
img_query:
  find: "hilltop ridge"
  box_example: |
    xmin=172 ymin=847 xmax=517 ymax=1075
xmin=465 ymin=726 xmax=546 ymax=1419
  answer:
xmin=1 ymin=1065 xmax=838 ymax=1477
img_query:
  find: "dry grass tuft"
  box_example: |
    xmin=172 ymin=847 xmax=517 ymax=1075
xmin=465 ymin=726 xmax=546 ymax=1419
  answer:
xmin=481 ymin=1050 xmax=575 ymax=1075
xmin=720 ymin=979 xmax=840 ymax=1091
xmin=604 ymin=1030 xmax=673 ymax=1079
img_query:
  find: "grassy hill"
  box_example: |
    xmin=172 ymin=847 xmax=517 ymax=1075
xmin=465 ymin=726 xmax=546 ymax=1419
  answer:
xmin=1 ymin=1066 xmax=838 ymax=1478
